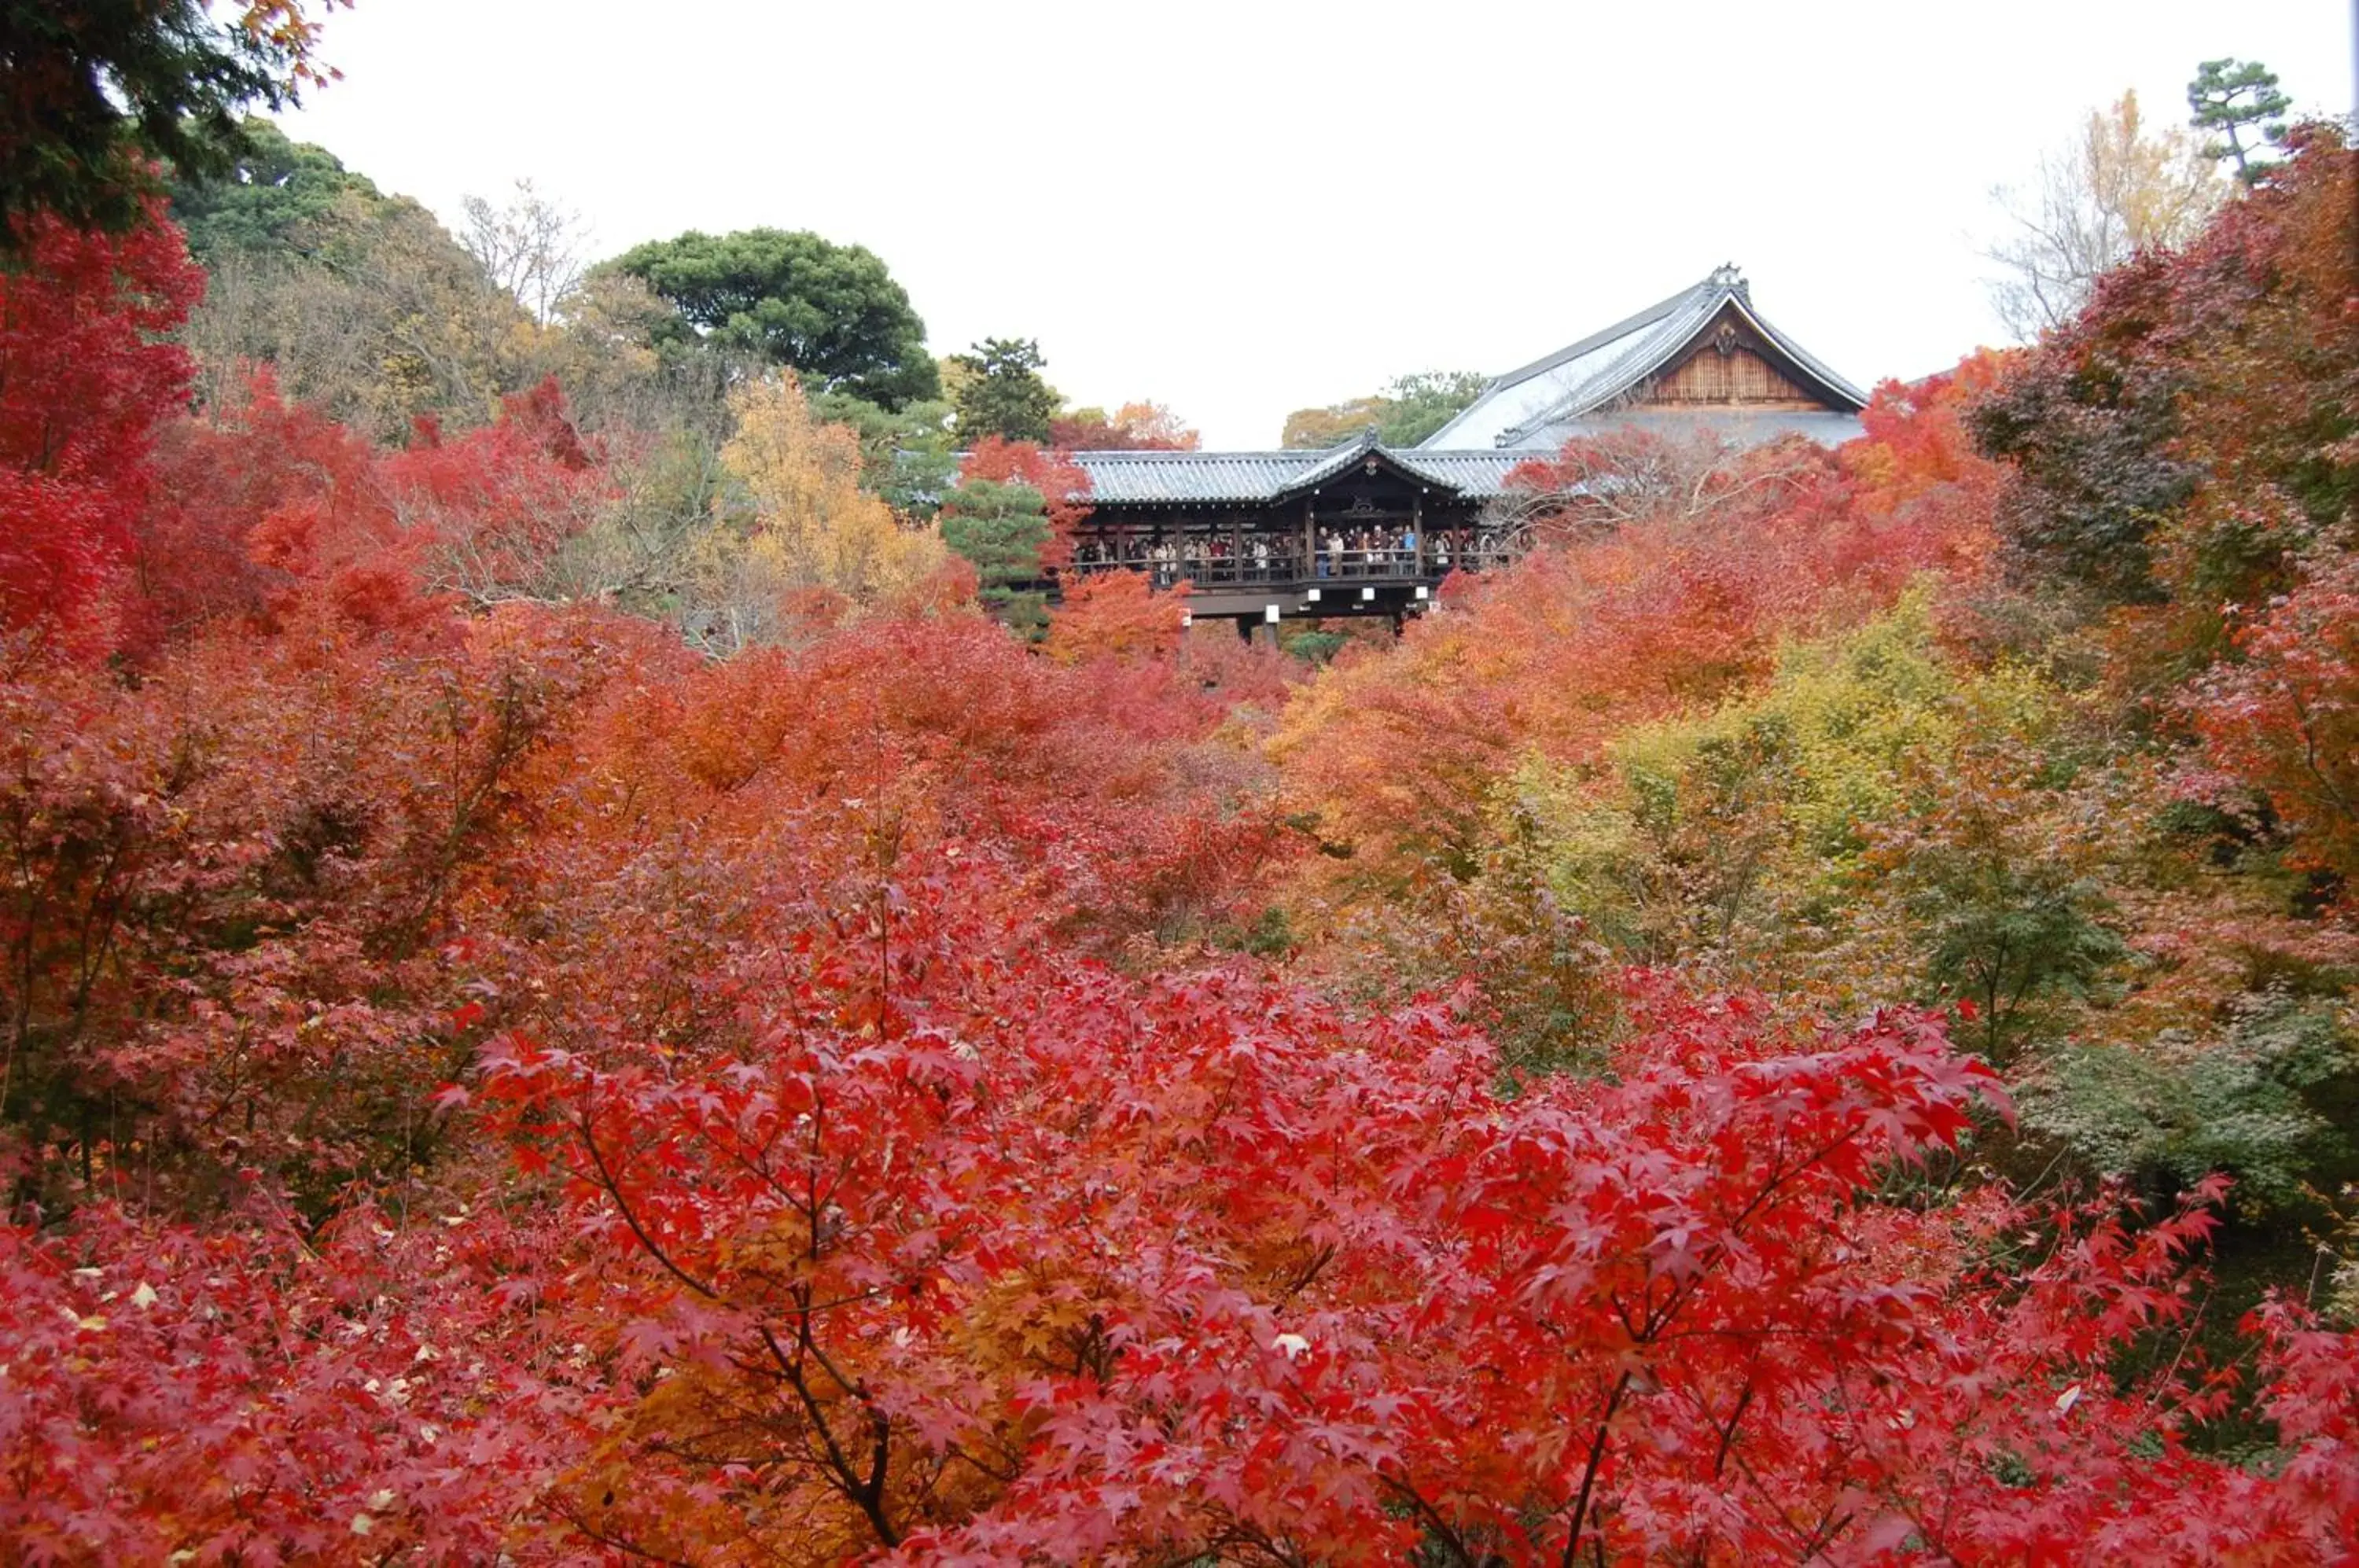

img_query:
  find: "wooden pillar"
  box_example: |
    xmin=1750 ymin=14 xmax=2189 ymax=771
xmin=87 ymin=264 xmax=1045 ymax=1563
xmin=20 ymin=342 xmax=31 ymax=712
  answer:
xmin=1413 ymin=491 xmax=1426 ymax=578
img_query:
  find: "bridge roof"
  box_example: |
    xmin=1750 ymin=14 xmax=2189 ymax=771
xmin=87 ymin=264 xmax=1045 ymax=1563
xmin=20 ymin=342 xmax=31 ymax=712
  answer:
xmin=1072 ymin=429 xmax=1533 ymax=506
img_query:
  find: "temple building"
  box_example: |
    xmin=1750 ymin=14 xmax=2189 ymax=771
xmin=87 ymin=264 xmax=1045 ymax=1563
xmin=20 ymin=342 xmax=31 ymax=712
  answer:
xmin=1065 ymin=265 xmax=1869 ymax=630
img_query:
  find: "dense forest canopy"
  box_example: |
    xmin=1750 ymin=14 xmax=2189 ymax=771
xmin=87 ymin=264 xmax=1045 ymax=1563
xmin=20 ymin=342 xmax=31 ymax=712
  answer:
xmin=0 ymin=13 xmax=2355 ymax=1562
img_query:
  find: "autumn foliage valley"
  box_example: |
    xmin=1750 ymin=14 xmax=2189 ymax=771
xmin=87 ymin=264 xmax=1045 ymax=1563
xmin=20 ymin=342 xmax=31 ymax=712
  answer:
xmin=4 ymin=27 xmax=2359 ymax=1562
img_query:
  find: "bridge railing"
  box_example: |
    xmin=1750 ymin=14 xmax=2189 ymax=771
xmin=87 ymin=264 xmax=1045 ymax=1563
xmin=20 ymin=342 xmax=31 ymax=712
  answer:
xmin=1065 ymin=545 xmax=1519 ymax=590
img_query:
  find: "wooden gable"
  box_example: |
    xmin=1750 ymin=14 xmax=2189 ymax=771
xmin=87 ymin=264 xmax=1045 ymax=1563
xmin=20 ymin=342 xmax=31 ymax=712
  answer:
xmin=1275 ymin=440 xmax=1465 ymax=506
xmin=1634 ymin=304 xmax=1849 ymax=413
xmin=1316 ymin=462 xmax=1429 ymax=523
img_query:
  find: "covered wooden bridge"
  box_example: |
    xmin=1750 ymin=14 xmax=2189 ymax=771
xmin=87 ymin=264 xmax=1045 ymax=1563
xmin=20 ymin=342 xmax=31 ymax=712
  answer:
xmin=1066 ymin=429 xmax=1531 ymax=629
xmin=1060 ymin=264 xmax=1871 ymax=632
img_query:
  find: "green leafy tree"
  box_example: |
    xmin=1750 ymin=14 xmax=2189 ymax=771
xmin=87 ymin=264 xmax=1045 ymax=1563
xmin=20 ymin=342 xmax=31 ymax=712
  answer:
xmin=0 ymin=0 xmax=334 ymax=252
xmin=809 ymin=390 xmax=959 ymax=517
xmin=1874 ymin=745 xmax=2125 ymax=1064
xmin=607 ymin=227 xmax=939 ymax=409
xmin=1279 ymin=370 xmax=1485 ymax=448
xmin=1512 ymin=596 xmax=1990 ymax=985
xmin=2026 ymin=995 xmax=2359 ymax=1215
xmin=2188 ymin=58 xmax=2291 ymax=183
xmin=939 ymin=477 xmax=1051 ymax=635
xmin=949 ymin=337 xmax=1058 ymax=445
xmin=164 ymin=114 xmax=378 ymax=264
xmin=1381 ymin=370 xmax=1489 ymax=446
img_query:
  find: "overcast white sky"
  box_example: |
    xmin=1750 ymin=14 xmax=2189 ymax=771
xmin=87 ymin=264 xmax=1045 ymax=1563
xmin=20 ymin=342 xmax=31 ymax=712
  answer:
xmin=277 ymin=0 xmax=2353 ymax=447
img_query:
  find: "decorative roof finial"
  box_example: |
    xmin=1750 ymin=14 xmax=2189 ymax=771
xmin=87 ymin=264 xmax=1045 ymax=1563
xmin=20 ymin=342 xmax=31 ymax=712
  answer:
xmin=1709 ymin=262 xmax=1743 ymax=290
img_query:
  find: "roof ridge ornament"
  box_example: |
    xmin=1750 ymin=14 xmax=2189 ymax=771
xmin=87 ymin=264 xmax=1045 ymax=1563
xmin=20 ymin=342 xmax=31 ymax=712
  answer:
xmin=1709 ymin=261 xmax=1744 ymax=291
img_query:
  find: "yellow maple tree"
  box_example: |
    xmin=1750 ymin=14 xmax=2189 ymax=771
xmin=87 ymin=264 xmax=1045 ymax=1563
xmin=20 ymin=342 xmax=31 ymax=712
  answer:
xmin=698 ymin=374 xmax=953 ymax=647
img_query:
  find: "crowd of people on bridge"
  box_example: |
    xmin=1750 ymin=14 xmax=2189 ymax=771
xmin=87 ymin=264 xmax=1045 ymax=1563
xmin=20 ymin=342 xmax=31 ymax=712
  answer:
xmin=1312 ymin=526 xmax=1487 ymax=576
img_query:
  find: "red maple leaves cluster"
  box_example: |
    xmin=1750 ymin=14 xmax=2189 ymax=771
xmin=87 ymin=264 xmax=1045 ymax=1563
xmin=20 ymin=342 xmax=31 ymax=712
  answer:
xmin=0 ymin=209 xmax=202 ymax=650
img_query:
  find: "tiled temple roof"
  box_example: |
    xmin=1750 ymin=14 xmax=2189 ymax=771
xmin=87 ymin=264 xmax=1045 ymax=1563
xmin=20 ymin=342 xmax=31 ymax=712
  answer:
xmin=1071 ymin=428 xmax=1534 ymax=505
xmin=1419 ymin=265 xmax=1869 ymax=451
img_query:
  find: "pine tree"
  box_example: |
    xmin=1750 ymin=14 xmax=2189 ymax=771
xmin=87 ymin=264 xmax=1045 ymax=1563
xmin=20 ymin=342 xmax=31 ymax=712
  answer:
xmin=940 ymin=477 xmax=1052 ymax=636
xmin=2187 ymin=57 xmax=2291 ymax=183
xmin=950 ymin=337 xmax=1059 ymax=445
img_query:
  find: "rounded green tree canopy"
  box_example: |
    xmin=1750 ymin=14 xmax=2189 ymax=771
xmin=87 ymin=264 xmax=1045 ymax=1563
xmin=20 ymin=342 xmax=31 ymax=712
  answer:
xmin=609 ymin=226 xmax=939 ymax=410
xmin=164 ymin=116 xmax=383 ymax=264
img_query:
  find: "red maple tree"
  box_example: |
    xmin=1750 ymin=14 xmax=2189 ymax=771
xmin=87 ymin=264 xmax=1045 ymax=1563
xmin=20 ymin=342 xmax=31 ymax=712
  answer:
xmin=0 ymin=208 xmax=201 ymax=648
